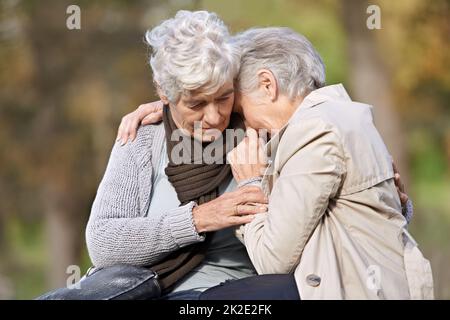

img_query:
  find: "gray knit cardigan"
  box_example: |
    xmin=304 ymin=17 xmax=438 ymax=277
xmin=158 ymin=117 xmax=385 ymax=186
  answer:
xmin=85 ymin=123 xmax=204 ymax=267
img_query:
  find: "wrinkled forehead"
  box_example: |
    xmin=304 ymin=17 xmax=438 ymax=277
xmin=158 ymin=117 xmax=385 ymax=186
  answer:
xmin=182 ymin=82 xmax=235 ymax=101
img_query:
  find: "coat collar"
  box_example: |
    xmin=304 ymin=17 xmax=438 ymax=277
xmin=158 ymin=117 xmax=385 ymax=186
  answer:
xmin=265 ymin=83 xmax=351 ymax=154
xmin=290 ymin=83 xmax=351 ymax=119
xmin=261 ymin=84 xmax=351 ymax=193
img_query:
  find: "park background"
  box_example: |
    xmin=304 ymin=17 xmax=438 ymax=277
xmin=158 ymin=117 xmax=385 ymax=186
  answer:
xmin=0 ymin=0 xmax=449 ymax=299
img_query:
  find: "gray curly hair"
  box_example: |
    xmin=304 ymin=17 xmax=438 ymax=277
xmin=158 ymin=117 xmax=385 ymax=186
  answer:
xmin=145 ymin=10 xmax=240 ymax=104
xmin=234 ymin=27 xmax=326 ymax=99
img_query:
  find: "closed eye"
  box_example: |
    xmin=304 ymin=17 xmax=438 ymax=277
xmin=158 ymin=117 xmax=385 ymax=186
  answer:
xmin=216 ymin=95 xmax=232 ymax=102
xmin=190 ymin=101 xmax=207 ymax=109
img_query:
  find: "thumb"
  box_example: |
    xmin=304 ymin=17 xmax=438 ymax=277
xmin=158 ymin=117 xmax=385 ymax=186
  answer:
xmin=141 ymin=112 xmax=162 ymax=125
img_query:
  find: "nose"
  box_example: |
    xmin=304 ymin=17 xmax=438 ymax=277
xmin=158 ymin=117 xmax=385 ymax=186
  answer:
xmin=203 ymin=103 xmax=222 ymax=128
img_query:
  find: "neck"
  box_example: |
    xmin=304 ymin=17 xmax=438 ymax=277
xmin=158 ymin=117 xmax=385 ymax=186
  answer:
xmin=285 ymin=95 xmax=304 ymax=119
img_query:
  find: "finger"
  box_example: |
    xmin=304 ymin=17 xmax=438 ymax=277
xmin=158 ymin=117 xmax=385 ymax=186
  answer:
xmin=396 ymin=186 xmax=402 ymax=201
xmin=392 ymin=163 xmax=407 ymax=192
xmin=155 ymin=100 xmax=164 ymax=111
xmin=246 ymin=127 xmax=258 ymax=143
xmin=136 ymin=102 xmax=162 ymax=126
xmin=141 ymin=116 xmax=153 ymax=125
xmin=122 ymin=122 xmax=134 ymax=145
xmin=394 ymin=173 xmax=401 ymax=186
xmin=240 ymin=185 xmax=264 ymax=194
xmin=140 ymin=101 xmax=164 ymax=115
xmin=236 ymin=204 xmax=268 ymax=215
xmin=142 ymin=111 xmax=163 ymax=125
xmin=400 ymin=193 xmax=409 ymax=205
xmin=129 ymin=117 xmax=142 ymax=142
xmin=396 ymin=183 xmax=408 ymax=203
xmin=394 ymin=173 xmax=405 ymax=192
xmin=392 ymin=160 xmax=399 ymax=174
xmin=229 ymin=215 xmax=256 ymax=226
xmin=117 ymin=116 xmax=129 ymax=141
xmin=148 ymin=100 xmax=163 ymax=112
xmin=120 ymin=125 xmax=129 ymax=145
xmin=129 ymin=129 xmax=137 ymax=142
xmin=233 ymin=137 xmax=248 ymax=164
xmin=240 ymin=188 xmax=269 ymax=204
xmin=127 ymin=123 xmax=137 ymax=143
xmin=116 ymin=123 xmax=124 ymax=142
xmin=118 ymin=109 xmax=136 ymax=141
xmin=119 ymin=128 xmax=128 ymax=145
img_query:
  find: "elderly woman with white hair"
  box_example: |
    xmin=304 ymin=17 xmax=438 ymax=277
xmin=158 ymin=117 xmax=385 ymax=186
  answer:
xmin=120 ymin=26 xmax=432 ymax=300
xmin=88 ymin=11 xmax=275 ymax=299
xmin=37 ymin=10 xmax=282 ymax=301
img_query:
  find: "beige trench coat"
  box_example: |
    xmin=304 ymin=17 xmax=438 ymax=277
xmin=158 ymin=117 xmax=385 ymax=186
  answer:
xmin=238 ymin=84 xmax=434 ymax=299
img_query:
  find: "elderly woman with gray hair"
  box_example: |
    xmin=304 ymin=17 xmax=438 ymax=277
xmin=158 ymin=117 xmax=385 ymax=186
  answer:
xmin=86 ymin=11 xmax=280 ymax=300
xmin=119 ymin=21 xmax=433 ymax=299
xmin=204 ymin=27 xmax=433 ymax=299
xmin=38 ymin=10 xmax=280 ymax=301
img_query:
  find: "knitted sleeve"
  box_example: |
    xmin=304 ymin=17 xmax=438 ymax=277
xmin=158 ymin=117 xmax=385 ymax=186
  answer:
xmin=85 ymin=125 xmax=204 ymax=268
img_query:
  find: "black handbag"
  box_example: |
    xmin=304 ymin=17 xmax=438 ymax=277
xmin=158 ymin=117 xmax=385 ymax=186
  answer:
xmin=36 ymin=264 xmax=161 ymax=300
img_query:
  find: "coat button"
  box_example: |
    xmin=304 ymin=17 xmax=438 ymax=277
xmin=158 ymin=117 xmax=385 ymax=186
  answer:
xmin=306 ymin=274 xmax=321 ymax=287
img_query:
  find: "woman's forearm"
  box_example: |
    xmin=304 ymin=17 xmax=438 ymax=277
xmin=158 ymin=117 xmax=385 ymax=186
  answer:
xmin=85 ymin=135 xmax=204 ymax=267
xmin=86 ymin=201 xmax=204 ymax=267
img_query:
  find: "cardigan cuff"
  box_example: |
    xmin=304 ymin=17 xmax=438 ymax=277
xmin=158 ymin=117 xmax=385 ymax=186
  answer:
xmin=167 ymin=201 xmax=205 ymax=247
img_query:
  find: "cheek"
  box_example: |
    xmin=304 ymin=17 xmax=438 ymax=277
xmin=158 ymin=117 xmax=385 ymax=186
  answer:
xmin=242 ymin=105 xmax=259 ymax=127
xmin=222 ymin=99 xmax=234 ymax=116
xmin=186 ymin=109 xmax=204 ymax=122
xmin=170 ymin=107 xmax=182 ymax=123
xmin=183 ymin=113 xmax=203 ymax=132
xmin=171 ymin=106 xmax=199 ymax=132
xmin=218 ymin=100 xmax=234 ymax=127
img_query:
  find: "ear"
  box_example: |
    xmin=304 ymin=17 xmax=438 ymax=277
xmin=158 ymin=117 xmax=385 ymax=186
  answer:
xmin=159 ymin=95 xmax=169 ymax=105
xmin=155 ymin=82 xmax=170 ymax=105
xmin=257 ymin=69 xmax=278 ymax=101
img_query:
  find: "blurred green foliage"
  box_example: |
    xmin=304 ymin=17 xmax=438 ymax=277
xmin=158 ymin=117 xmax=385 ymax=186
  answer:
xmin=0 ymin=0 xmax=448 ymax=299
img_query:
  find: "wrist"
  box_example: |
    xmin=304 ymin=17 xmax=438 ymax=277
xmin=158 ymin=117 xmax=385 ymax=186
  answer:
xmin=192 ymin=205 xmax=208 ymax=233
xmin=237 ymin=176 xmax=263 ymax=188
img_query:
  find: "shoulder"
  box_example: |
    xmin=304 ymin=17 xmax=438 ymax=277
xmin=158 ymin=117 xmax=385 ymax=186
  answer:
xmin=117 ymin=122 xmax=165 ymax=169
xmin=284 ymin=113 xmax=342 ymax=149
xmin=133 ymin=122 xmax=165 ymax=148
xmin=276 ymin=117 xmax=344 ymax=172
xmin=292 ymin=100 xmax=375 ymax=142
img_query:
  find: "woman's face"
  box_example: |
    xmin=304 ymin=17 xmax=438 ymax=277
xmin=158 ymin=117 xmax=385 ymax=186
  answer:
xmin=234 ymin=90 xmax=281 ymax=132
xmin=169 ymin=82 xmax=235 ymax=142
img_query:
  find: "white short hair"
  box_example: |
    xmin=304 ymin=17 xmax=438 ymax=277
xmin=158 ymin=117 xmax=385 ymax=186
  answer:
xmin=145 ymin=10 xmax=240 ymax=103
xmin=234 ymin=27 xmax=326 ymax=99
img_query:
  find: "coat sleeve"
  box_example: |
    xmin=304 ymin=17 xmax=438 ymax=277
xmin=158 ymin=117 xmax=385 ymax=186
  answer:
xmin=241 ymin=119 xmax=345 ymax=274
xmin=86 ymin=127 xmax=204 ymax=268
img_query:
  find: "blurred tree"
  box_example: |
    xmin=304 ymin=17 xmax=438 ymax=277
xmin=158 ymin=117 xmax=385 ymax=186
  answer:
xmin=0 ymin=0 xmax=200 ymax=294
xmin=0 ymin=0 xmax=448 ymax=298
xmin=341 ymin=0 xmax=408 ymax=181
